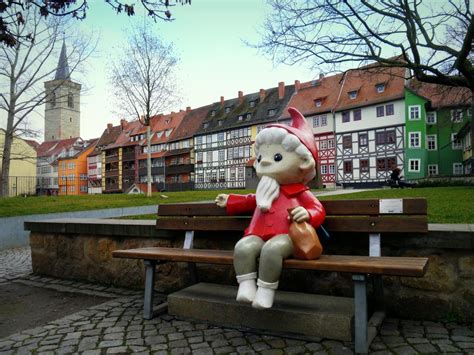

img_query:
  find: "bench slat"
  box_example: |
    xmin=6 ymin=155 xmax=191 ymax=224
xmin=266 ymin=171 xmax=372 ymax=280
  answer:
xmin=156 ymin=215 xmax=428 ymax=233
xmin=112 ymin=247 xmax=428 ymax=277
xmin=157 ymin=199 xmax=427 ymax=217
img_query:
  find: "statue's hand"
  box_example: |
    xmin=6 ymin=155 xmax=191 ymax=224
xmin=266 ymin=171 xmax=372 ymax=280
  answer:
xmin=290 ymin=206 xmax=310 ymax=223
xmin=215 ymin=194 xmax=229 ymax=208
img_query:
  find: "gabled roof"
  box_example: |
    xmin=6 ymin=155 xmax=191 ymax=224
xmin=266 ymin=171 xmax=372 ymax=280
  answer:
xmin=106 ymin=120 xmax=144 ymax=149
xmin=195 ymin=84 xmax=295 ymax=135
xmin=88 ymin=124 xmax=123 ymax=157
xmin=168 ymin=105 xmax=212 ymax=143
xmin=36 ymin=137 xmax=83 ymax=158
xmin=24 ymin=139 xmax=40 ymax=150
xmin=148 ymin=110 xmax=186 ymax=145
xmin=407 ymin=79 xmax=472 ymax=109
xmin=59 ymin=139 xmax=98 ymax=161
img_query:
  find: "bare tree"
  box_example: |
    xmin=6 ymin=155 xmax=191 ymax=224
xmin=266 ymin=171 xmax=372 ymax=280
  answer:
xmin=110 ymin=24 xmax=180 ymax=197
xmin=0 ymin=3 xmax=95 ymax=197
xmin=258 ymin=0 xmax=473 ymax=90
xmin=1 ymin=0 xmax=191 ymax=47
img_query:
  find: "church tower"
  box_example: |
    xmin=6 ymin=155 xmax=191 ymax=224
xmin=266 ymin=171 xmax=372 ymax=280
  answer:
xmin=44 ymin=41 xmax=81 ymax=141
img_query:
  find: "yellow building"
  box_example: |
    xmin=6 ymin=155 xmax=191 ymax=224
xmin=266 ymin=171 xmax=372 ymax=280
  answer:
xmin=0 ymin=129 xmax=37 ymax=196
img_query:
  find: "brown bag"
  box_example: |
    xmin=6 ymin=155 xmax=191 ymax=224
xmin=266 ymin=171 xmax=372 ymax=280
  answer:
xmin=288 ymin=209 xmax=323 ymax=260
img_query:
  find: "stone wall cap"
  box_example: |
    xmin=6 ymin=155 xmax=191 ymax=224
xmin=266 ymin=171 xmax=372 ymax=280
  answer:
xmin=428 ymin=224 xmax=474 ymax=232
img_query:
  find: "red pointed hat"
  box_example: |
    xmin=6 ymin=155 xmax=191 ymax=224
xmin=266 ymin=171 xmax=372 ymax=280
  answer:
xmin=267 ymin=107 xmax=319 ymax=162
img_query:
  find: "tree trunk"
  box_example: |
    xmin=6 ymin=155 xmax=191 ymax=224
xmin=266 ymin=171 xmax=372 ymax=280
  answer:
xmin=1 ymin=109 xmax=16 ymax=198
xmin=146 ymin=125 xmax=152 ymax=197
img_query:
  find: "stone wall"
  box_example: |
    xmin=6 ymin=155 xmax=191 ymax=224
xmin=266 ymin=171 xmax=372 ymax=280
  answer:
xmin=26 ymin=219 xmax=474 ymax=321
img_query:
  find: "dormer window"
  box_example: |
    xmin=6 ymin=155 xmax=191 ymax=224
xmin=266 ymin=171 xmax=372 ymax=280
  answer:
xmin=249 ymin=100 xmax=257 ymax=108
xmin=376 ymin=84 xmax=385 ymax=93
xmin=246 ymin=113 xmax=252 ymax=120
xmin=315 ymin=100 xmax=322 ymax=107
xmin=238 ymin=115 xmax=244 ymax=121
xmin=203 ymin=123 xmax=209 ymax=129
xmin=211 ymin=110 xmax=216 ymax=117
xmin=348 ymin=90 xmax=358 ymax=99
xmin=268 ymin=108 xmax=276 ymax=117
xmin=165 ymin=129 xmax=173 ymax=137
xmin=225 ymin=106 xmax=232 ymax=114
xmin=218 ymin=120 xmax=223 ymax=126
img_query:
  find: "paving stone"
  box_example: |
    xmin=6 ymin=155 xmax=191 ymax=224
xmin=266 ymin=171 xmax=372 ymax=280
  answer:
xmin=283 ymin=345 xmax=306 ymax=354
xmin=170 ymin=347 xmax=192 ymax=354
xmin=190 ymin=342 xmax=209 ymax=350
xmin=36 ymin=345 xmax=58 ymax=352
xmin=406 ymin=337 xmax=429 ymax=344
xmin=56 ymin=346 xmax=76 ymax=354
xmin=452 ymin=335 xmax=474 ymax=342
xmin=261 ymin=350 xmax=284 ymax=355
xmin=169 ymin=339 xmax=189 ymax=349
xmin=381 ymin=336 xmax=406 ymax=345
xmin=457 ymin=342 xmax=474 ymax=349
xmin=426 ymin=326 xmax=449 ymax=334
xmin=413 ymin=344 xmax=438 ymax=354
xmin=437 ymin=343 xmax=460 ymax=352
xmin=145 ymin=335 xmax=167 ymax=345
xmin=215 ymin=346 xmax=236 ymax=354
xmin=452 ymin=329 xmax=474 ymax=337
xmin=107 ymin=346 xmax=130 ymax=354
xmin=305 ymin=342 xmax=324 ymax=351
xmin=236 ymin=345 xmax=254 ymax=353
xmin=168 ymin=332 xmax=185 ymax=341
xmin=229 ymin=337 xmax=247 ymax=347
xmin=99 ymin=340 xmax=123 ymax=348
xmin=391 ymin=345 xmax=417 ymax=354
xmin=192 ymin=348 xmax=214 ymax=355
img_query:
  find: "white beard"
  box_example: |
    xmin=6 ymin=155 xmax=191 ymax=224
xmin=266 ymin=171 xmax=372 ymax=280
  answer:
xmin=255 ymin=175 xmax=280 ymax=212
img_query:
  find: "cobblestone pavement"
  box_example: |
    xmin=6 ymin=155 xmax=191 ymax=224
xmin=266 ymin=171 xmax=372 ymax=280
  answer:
xmin=1 ymin=247 xmax=473 ymax=354
xmin=0 ymin=247 xmax=32 ymax=284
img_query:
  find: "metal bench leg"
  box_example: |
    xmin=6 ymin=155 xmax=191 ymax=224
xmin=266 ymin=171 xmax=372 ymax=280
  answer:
xmin=144 ymin=260 xmax=156 ymax=320
xmin=353 ymin=274 xmax=368 ymax=354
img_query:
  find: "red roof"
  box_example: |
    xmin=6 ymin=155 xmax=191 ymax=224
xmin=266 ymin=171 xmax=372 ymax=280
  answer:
xmin=284 ymin=65 xmax=406 ymax=118
xmin=36 ymin=137 xmax=83 ymax=158
xmin=106 ymin=120 xmax=144 ymax=149
xmin=407 ymin=79 xmax=472 ymax=108
xmin=148 ymin=111 xmax=187 ymax=145
xmin=168 ymin=105 xmax=212 ymax=142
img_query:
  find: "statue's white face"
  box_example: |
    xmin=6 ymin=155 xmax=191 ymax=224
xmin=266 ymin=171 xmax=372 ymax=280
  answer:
xmin=254 ymin=143 xmax=312 ymax=185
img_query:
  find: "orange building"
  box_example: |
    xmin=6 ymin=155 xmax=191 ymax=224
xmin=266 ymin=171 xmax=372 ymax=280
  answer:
xmin=58 ymin=140 xmax=97 ymax=195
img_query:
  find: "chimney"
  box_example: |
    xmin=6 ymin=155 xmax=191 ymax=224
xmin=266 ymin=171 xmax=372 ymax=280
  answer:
xmin=186 ymin=106 xmax=191 ymax=112
xmin=220 ymin=96 xmax=225 ymax=107
xmin=120 ymin=119 xmax=128 ymax=130
xmin=278 ymin=81 xmax=285 ymax=100
xmin=238 ymin=91 xmax=244 ymax=104
xmin=294 ymin=80 xmax=301 ymax=93
xmin=259 ymin=89 xmax=266 ymax=101
xmin=319 ymin=73 xmax=325 ymax=80
xmin=107 ymin=123 xmax=113 ymax=133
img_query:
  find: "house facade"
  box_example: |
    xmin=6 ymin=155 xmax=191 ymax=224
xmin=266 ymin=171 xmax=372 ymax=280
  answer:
xmin=194 ymin=83 xmax=295 ymax=190
xmin=334 ymin=67 xmax=406 ymax=187
xmin=0 ymin=129 xmax=37 ymax=196
xmin=58 ymin=140 xmax=97 ymax=195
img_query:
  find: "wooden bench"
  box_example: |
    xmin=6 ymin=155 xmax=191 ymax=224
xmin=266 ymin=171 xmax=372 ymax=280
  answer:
xmin=113 ymin=198 xmax=429 ymax=353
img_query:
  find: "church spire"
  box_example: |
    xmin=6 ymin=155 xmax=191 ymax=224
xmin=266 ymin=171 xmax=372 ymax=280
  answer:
xmin=54 ymin=40 xmax=70 ymax=80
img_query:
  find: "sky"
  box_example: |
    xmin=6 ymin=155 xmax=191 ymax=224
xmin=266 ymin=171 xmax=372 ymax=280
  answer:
xmin=48 ymin=0 xmax=318 ymax=140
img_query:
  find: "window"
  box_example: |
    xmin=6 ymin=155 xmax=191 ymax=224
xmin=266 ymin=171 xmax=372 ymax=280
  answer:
xmin=452 ymin=133 xmax=462 ymax=149
xmin=342 ymin=111 xmax=350 ymax=123
xmin=315 ymin=100 xmax=322 ymax=107
xmin=453 ymin=163 xmax=463 ymax=175
xmin=238 ymin=166 xmax=244 ymax=180
xmin=376 ymin=106 xmax=384 ymax=117
xmin=313 ymin=116 xmax=320 ymax=127
xmin=321 ymin=165 xmax=328 ymax=174
xmin=376 ymin=84 xmax=385 ymax=93
xmin=69 ymin=117 xmax=72 ymax=123
xmin=245 ymin=113 xmax=252 ymax=120
xmin=360 ymin=159 xmax=369 ymax=172
xmin=207 ymin=151 xmax=212 ymax=162
xmin=348 ymin=90 xmax=357 ymax=99
xmin=320 ymin=140 xmax=327 ymax=150
xmin=268 ymin=109 xmax=276 ymax=117
xmin=225 ymin=106 xmax=232 ymax=114
xmin=468 ymin=108 xmax=472 ymax=117
xmin=409 ymin=159 xmax=420 ymax=172
xmin=428 ymin=164 xmax=438 ymax=176
xmin=196 ymin=136 xmax=202 ymax=145
xmin=409 ymin=132 xmax=421 ymax=148
xmin=196 ymin=152 xmax=203 ymax=163
xmin=50 ymin=91 xmax=56 ymax=107
xmin=343 ymin=161 xmax=353 ymax=173
xmin=219 ymin=170 xmax=225 ymax=182
xmin=211 ymin=110 xmax=216 ymax=117
xmin=218 ymin=149 xmax=225 ymax=161
xmin=427 ymin=135 xmax=437 ymax=150
xmin=238 ymin=115 xmax=244 ymax=121
xmin=68 ymin=92 xmax=74 ymax=108
xmin=377 ymin=157 xmax=397 ymax=172
xmin=409 ymin=105 xmax=421 ymax=120
xmin=376 ymin=130 xmax=396 ymax=145
xmin=385 ymin=104 xmax=394 ymax=116
xmin=353 ymin=109 xmax=361 ymax=121
xmin=217 ymin=132 xmax=225 ymax=141
xmin=183 ymin=140 xmax=190 ymax=148
xmin=359 ymin=133 xmax=368 ymax=147
xmin=451 ymin=109 xmax=463 ymax=123
xmin=329 ymin=165 xmax=335 ymax=174
xmin=249 ymin=100 xmax=257 ymax=108
xmin=343 ymin=135 xmax=352 ymax=149
xmin=426 ymin=111 xmax=437 ymax=124
xmin=328 ymin=139 xmax=335 ymax=149
xmin=80 ymin=185 xmax=87 ymax=193
xmin=218 ymin=120 xmax=223 ymax=126
xmin=321 ymin=115 xmax=327 ymax=126
xmin=203 ymin=123 xmax=209 ymax=129
xmin=70 ymin=186 xmax=75 ymax=193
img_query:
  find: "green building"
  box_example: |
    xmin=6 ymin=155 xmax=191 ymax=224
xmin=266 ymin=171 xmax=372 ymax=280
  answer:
xmin=404 ymin=81 xmax=471 ymax=181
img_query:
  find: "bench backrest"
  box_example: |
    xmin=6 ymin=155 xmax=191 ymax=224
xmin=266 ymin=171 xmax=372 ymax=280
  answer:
xmin=156 ymin=198 xmax=428 ymax=234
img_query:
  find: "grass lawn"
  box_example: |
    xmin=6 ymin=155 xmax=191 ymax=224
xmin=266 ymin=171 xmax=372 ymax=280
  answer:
xmin=0 ymin=187 xmax=472 ymax=223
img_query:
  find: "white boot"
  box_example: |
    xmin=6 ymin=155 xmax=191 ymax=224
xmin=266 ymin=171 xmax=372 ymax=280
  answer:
xmin=252 ymin=279 xmax=279 ymax=309
xmin=236 ymin=272 xmax=257 ymax=303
